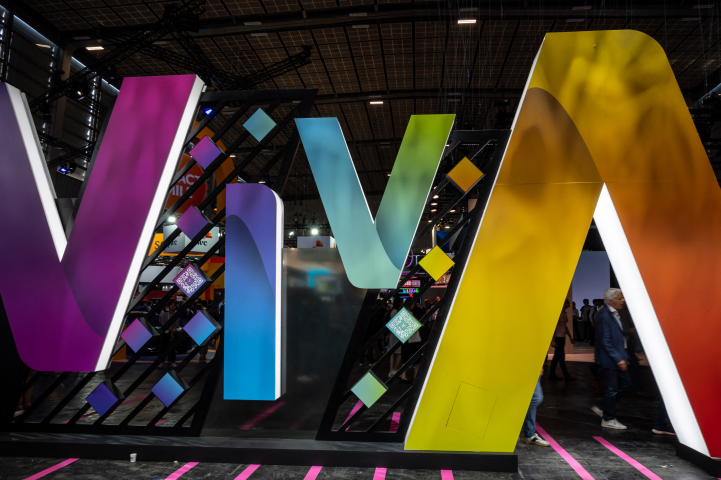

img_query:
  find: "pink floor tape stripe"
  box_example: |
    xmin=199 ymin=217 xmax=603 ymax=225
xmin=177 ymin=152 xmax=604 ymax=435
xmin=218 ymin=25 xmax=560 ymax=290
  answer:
xmin=593 ymin=437 xmax=663 ymax=480
xmin=536 ymin=424 xmax=595 ymax=480
xmin=303 ymin=466 xmax=323 ymax=480
xmin=389 ymin=412 xmax=401 ymax=433
xmin=234 ymin=464 xmax=260 ymax=480
xmin=155 ymin=419 xmax=168 ymax=426
xmin=373 ymin=467 xmax=387 ymax=480
xmin=440 ymin=470 xmax=454 ymax=480
xmin=240 ymin=402 xmax=286 ymax=430
xmin=344 ymin=400 xmax=364 ymax=431
xmin=165 ymin=462 xmax=198 ymax=480
xmin=23 ymin=458 xmax=78 ymax=480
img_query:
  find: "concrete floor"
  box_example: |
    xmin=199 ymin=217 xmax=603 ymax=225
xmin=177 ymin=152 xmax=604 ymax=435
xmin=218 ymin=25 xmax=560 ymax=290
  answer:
xmin=0 ymin=359 xmax=715 ymax=479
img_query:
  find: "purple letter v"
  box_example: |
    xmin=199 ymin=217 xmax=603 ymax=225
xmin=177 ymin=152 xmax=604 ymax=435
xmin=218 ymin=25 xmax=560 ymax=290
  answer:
xmin=0 ymin=76 xmax=203 ymax=372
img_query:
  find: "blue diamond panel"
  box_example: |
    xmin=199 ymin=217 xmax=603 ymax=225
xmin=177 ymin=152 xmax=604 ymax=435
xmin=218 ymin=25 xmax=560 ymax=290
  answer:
xmin=152 ymin=371 xmax=189 ymax=408
xmin=183 ymin=309 xmax=221 ymax=346
xmin=243 ymin=109 xmax=276 ymax=142
xmin=86 ymin=381 xmax=123 ymax=416
xmin=189 ymin=136 xmax=223 ymax=170
xmin=121 ymin=318 xmax=154 ymax=352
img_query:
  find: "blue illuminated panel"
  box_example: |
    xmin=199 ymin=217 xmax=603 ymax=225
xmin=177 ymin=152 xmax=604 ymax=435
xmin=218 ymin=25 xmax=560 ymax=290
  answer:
xmin=225 ymin=183 xmax=284 ymax=400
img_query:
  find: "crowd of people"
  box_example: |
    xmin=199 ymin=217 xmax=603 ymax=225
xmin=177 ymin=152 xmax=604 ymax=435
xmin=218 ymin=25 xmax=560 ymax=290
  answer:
xmin=521 ymin=288 xmax=675 ymax=448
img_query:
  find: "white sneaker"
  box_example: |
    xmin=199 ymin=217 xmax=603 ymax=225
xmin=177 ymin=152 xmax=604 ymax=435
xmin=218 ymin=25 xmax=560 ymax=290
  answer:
xmin=601 ymin=418 xmax=627 ymax=429
xmin=591 ymin=406 xmax=604 ymax=418
xmin=388 ymin=370 xmax=398 ymax=378
xmin=522 ymin=433 xmax=550 ymax=447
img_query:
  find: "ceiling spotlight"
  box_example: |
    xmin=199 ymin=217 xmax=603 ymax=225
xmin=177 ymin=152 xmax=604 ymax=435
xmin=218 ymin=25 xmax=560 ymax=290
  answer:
xmin=259 ymin=178 xmax=266 ymax=184
xmin=450 ymin=209 xmax=456 ymax=213
xmin=311 ymin=228 xmax=319 ymax=235
xmin=430 ymin=208 xmax=437 ymax=212
xmin=457 ymin=19 xmax=477 ymax=24
xmin=230 ymin=154 xmax=236 ymax=157
xmin=431 ymin=202 xmax=438 ymax=206
xmin=86 ymin=46 xmax=104 ymax=51
xmin=369 ymin=101 xmax=383 ymax=105
xmin=427 ymin=219 xmax=432 ymax=222
xmin=289 ymin=230 xmax=294 ymax=236
xmin=36 ymin=44 xmax=51 ymax=49
xmin=387 ymin=173 xmax=391 ymax=176
xmin=168 ymin=216 xmax=176 ymax=223
xmin=445 ymin=225 xmax=451 ymax=229
xmin=203 ymin=107 xmax=214 ymax=115
xmin=433 ymin=194 xmax=439 ymax=199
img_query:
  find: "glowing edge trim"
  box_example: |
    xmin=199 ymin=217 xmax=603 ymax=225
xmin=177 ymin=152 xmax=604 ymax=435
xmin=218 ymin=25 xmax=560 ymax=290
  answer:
xmin=273 ymin=188 xmax=284 ymax=399
xmin=7 ymin=85 xmax=67 ymax=261
xmin=96 ymin=76 xmax=205 ymax=371
xmin=403 ymin=38 xmax=545 ymax=448
xmin=593 ymin=184 xmax=708 ymax=456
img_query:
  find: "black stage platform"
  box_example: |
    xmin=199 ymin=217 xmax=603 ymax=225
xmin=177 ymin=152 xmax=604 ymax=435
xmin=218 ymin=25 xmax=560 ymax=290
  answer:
xmin=676 ymin=442 xmax=721 ymax=477
xmin=0 ymin=433 xmax=518 ymax=472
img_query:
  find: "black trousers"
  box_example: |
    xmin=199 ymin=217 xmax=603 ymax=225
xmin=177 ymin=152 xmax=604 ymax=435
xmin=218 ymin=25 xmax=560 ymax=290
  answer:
xmin=161 ymin=332 xmax=176 ymax=363
xmin=550 ymin=337 xmax=570 ymax=378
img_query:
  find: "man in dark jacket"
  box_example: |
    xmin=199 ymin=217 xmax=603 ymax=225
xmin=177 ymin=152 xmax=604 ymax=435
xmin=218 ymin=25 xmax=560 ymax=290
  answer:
xmin=591 ymin=288 xmax=631 ymax=429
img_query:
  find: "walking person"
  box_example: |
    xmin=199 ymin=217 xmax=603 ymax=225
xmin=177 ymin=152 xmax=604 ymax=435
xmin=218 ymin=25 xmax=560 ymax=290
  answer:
xmin=549 ymin=299 xmax=576 ymax=382
xmin=588 ymin=299 xmax=602 ymax=346
xmin=387 ymin=298 xmax=403 ymax=378
xmin=159 ymin=300 xmax=179 ymax=367
xmin=580 ymin=299 xmax=593 ymax=342
xmin=572 ymin=302 xmax=581 ymax=343
xmin=591 ymin=288 xmax=631 ymax=429
xmin=652 ymin=399 xmax=676 ymax=436
xmin=522 ymin=367 xmax=550 ymax=446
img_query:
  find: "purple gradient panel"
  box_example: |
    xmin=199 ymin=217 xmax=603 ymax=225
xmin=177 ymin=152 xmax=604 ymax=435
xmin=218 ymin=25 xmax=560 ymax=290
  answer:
xmin=226 ymin=184 xmax=278 ymax=296
xmin=0 ymin=76 xmax=199 ymax=371
xmin=86 ymin=381 xmax=124 ymax=416
xmin=173 ymin=263 xmax=209 ymax=297
xmin=189 ymin=136 xmax=222 ymax=169
xmin=152 ymin=371 xmax=189 ymax=407
xmin=120 ymin=318 xmax=157 ymax=352
xmin=183 ymin=309 xmax=221 ymax=346
xmin=176 ymin=206 xmax=210 ymax=240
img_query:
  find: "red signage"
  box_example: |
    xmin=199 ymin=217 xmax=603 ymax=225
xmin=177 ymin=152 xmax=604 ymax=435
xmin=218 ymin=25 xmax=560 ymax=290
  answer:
xmin=165 ymin=154 xmax=207 ymax=214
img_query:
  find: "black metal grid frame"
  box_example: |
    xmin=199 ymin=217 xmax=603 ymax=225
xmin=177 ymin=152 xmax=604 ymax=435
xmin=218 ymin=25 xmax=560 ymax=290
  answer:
xmin=315 ymin=129 xmax=511 ymax=442
xmin=4 ymin=86 xmax=317 ymax=436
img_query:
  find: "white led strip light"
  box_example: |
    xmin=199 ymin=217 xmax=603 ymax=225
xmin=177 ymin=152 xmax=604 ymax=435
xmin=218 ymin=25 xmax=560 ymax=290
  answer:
xmin=97 ymin=76 xmax=205 ymax=371
xmin=273 ymin=188 xmax=284 ymax=399
xmin=593 ymin=184 xmax=708 ymax=456
xmin=7 ymin=85 xmax=68 ymax=261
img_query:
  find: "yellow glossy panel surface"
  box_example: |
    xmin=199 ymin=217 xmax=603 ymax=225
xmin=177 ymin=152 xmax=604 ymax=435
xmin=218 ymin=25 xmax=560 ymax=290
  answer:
xmin=419 ymin=246 xmax=455 ymax=281
xmin=406 ymin=88 xmax=602 ymax=452
xmin=447 ymin=157 xmax=484 ymax=192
